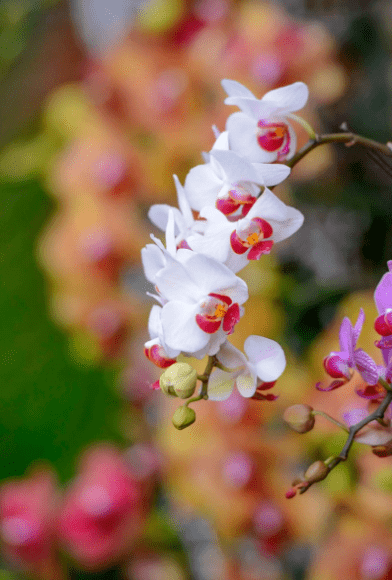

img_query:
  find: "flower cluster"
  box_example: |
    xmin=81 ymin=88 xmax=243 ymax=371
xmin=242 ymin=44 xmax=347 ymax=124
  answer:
xmin=142 ymin=79 xmax=307 ymax=427
xmin=284 ymin=261 xmax=392 ymax=496
xmin=0 ymin=444 xmax=155 ymax=576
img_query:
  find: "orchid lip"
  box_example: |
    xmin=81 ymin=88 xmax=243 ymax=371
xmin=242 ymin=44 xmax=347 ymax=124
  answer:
xmin=196 ymin=293 xmax=240 ymax=335
xmin=257 ymin=119 xmax=290 ymax=155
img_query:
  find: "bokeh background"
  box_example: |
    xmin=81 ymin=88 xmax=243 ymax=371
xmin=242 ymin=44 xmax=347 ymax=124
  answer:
xmin=2 ymin=0 xmax=392 ymax=578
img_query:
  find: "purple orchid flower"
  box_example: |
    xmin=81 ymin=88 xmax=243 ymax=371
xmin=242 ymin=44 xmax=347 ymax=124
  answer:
xmin=317 ymin=308 xmax=379 ymax=392
xmin=374 ymin=261 xmax=392 ymax=365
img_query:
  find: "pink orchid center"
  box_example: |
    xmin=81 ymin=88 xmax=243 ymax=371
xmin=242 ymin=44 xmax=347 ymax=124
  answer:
xmin=216 ymin=183 xmax=257 ymax=217
xmin=257 ymin=120 xmax=290 ymax=158
xmin=323 ymin=353 xmax=351 ymax=380
xmin=230 ymin=217 xmax=274 ymax=258
xmin=196 ymin=293 xmax=239 ymax=334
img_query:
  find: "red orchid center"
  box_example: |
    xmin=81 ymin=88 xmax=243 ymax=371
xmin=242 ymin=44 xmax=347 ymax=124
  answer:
xmin=196 ymin=293 xmax=240 ymax=335
xmin=257 ymin=120 xmax=290 ymax=158
xmin=216 ymin=183 xmax=257 ymax=218
xmin=230 ymin=218 xmax=274 ymax=260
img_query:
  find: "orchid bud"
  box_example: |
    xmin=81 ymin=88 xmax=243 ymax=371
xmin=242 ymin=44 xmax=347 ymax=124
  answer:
xmin=304 ymin=461 xmax=329 ymax=484
xmin=172 ymin=406 xmax=196 ymax=430
xmin=283 ymin=404 xmax=315 ymax=433
xmin=160 ymin=363 xmax=197 ymax=399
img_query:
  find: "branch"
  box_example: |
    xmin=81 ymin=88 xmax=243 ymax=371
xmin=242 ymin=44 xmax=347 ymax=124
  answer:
xmin=292 ymin=389 xmax=392 ymax=496
xmin=286 ymin=131 xmax=392 ymax=169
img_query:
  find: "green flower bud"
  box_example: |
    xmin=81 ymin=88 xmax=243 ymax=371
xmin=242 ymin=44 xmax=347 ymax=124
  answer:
xmin=160 ymin=362 xmax=197 ymax=399
xmin=172 ymin=406 xmax=196 ymax=430
xmin=283 ymin=404 xmax=315 ymax=433
xmin=304 ymin=460 xmax=329 ymax=484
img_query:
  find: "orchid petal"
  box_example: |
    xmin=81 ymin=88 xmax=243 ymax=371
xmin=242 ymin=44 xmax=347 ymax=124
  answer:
xmin=185 ymin=254 xmax=249 ymax=305
xmin=184 ymin=163 xmax=223 ymax=211
xmin=215 ymin=341 xmax=247 ymax=368
xmin=316 ymin=379 xmax=347 ymax=391
xmin=252 ymin=162 xmax=291 ymax=186
xmin=355 ymin=429 xmax=392 ymax=446
xmin=338 ymin=317 xmax=353 ymax=359
xmin=262 ymin=82 xmax=309 ymax=114
xmin=236 ymin=370 xmax=257 ymax=398
xmin=210 ymin=150 xmax=258 ymax=185
xmin=244 ymin=336 xmax=286 ymax=382
xmin=245 ymin=188 xmax=304 ymax=243
xmin=227 ymin=112 xmax=276 ymax=163
xmin=374 ymin=261 xmax=392 ymax=314
xmin=155 ymin=260 xmax=201 ymax=303
xmin=354 ymin=349 xmax=379 ymax=385
xmin=173 ymin=175 xmax=194 ymax=228
xmin=211 ymin=130 xmax=230 ymax=151
xmin=353 ymin=308 xmax=365 ymax=345
xmin=141 ymin=244 xmax=166 ymax=284
xmin=161 ymin=301 xmax=209 ymax=353
xmin=221 ymin=79 xmax=256 ymax=100
xmin=207 ymin=369 xmax=235 ymax=401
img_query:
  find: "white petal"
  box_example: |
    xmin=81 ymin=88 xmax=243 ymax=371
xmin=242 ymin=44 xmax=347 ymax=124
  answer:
xmin=216 ymin=340 xmax=247 ymax=368
xmin=226 ymin=112 xmax=277 ymax=163
xmin=148 ymin=204 xmax=184 ymax=234
xmin=221 ymin=79 xmax=256 ymax=100
xmin=244 ymin=335 xmax=286 ymax=381
xmin=236 ymin=370 xmax=257 ymax=398
xmin=210 ymin=150 xmax=258 ymax=185
xmin=161 ymin=301 xmax=208 ymax=353
xmin=185 ymin=253 xmax=249 ymax=305
xmin=211 ymin=130 xmax=230 ymax=151
xmin=207 ymin=368 xmax=235 ymax=401
xmin=262 ymin=82 xmax=309 ymax=114
xmin=148 ymin=304 xmax=163 ymax=338
xmin=155 ymin=259 xmax=201 ymax=303
xmin=165 ymin=209 xmax=177 ymax=256
xmin=187 ymin=230 xmax=231 ymax=264
xmin=184 ymin=163 xmax=223 ymax=211
xmin=252 ymin=162 xmax=291 ymax=186
xmin=225 ymin=96 xmax=275 ymax=120
xmin=246 ymin=188 xmax=304 ymax=243
xmin=173 ymin=175 xmax=194 ymax=228
xmin=141 ymin=244 xmax=165 ymax=284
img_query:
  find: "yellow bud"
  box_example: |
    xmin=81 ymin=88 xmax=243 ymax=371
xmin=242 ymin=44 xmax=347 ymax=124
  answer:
xmin=160 ymin=363 xmax=197 ymax=399
xmin=304 ymin=461 xmax=329 ymax=484
xmin=283 ymin=404 xmax=315 ymax=433
xmin=172 ymin=406 xmax=196 ymax=430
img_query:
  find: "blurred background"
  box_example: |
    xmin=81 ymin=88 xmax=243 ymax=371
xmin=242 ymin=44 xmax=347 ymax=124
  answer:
xmin=2 ymin=0 xmax=392 ymax=578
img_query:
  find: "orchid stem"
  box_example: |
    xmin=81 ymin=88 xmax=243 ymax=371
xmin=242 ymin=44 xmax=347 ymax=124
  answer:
xmin=286 ymin=131 xmax=392 ymax=169
xmin=311 ymin=410 xmax=349 ymax=433
xmin=297 ymin=389 xmax=392 ymax=494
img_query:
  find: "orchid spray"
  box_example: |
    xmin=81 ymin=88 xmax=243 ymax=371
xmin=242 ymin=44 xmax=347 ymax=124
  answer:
xmin=141 ymin=78 xmax=392 ymax=477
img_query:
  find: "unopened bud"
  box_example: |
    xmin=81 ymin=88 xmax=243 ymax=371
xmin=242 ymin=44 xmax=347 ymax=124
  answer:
xmin=172 ymin=406 xmax=196 ymax=430
xmin=160 ymin=363 xmax=197 ymax=398
xmin=283 ymin=404 xmax=315 ymax=433
xmin=304 ymin=460 xmax=329 ymax=484
xmin=372 ymin=441 xmax=392 ymax=457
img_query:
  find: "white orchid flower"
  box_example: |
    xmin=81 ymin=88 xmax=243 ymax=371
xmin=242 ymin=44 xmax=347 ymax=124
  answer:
xmin=207 ymin=337 xmax=286 ymax=400
xmin=187 ymin=188 xmax=304 ymax=273
xmin=152 ymin=251 xmax=249 ymax=358
xmin=184 ymin=148 xmax=290 ymax=217
xmin=222 ymin=79 xmax=309 ymax=163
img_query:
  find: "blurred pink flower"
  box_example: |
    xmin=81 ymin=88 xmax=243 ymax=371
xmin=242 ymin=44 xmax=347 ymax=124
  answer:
xmin=58 ymin=444 xmax=142 ymax=571
xmin=0 ymin=467 xmax=62 ymax=579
